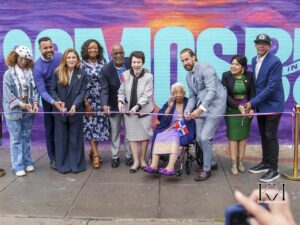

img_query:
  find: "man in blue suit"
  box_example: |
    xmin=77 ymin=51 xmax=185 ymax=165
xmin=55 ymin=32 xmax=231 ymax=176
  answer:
xmin=245 ymin=34 xmax=284 ymax=182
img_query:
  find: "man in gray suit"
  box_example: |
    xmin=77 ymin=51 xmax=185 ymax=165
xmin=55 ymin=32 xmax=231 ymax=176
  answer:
xmin=180 ymin=48 xmax=227 ymax=181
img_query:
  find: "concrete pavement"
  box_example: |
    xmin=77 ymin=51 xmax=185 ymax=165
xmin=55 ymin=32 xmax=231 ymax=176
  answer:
xmin=0 ymin=142 xmax=299 ymax=225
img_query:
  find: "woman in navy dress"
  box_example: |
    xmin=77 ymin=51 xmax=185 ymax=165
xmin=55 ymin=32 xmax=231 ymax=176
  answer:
xmin=80 ymin=39 xmax=110 ymax=169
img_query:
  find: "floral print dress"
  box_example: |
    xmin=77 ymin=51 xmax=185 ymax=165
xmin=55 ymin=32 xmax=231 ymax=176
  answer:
xmin=81 ymin=60 xmax=110 ymax=141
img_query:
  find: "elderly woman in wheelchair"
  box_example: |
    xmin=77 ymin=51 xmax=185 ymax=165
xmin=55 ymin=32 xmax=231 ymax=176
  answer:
xmin=144 ymin=82 xmax=195 ymax=176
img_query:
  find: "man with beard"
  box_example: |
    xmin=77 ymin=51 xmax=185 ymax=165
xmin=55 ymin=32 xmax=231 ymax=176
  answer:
xmin=100 ymin=44 xmax=132 ymax=168
xmin=180 ymin=48 xmax=227 ymax=181
xmin=33 ymin=37 xmax=62 ymax=170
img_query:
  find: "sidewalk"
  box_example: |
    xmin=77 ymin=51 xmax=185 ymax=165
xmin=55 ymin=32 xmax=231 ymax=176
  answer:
xmin=0 ymin=143 xmax=299 ymax=225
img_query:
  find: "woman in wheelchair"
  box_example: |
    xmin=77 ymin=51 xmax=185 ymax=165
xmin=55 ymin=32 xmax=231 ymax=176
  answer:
xmin=144 ymin=82 xmax=195 ymax=176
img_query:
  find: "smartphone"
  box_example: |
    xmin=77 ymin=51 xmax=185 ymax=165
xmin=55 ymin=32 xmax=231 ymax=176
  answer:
xmin=225 ymin=203 xmax=268 ymax=225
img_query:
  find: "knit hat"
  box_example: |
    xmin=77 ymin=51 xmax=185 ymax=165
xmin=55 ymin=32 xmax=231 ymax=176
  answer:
xmin=15 ymin=45 xmax=33 ymax=61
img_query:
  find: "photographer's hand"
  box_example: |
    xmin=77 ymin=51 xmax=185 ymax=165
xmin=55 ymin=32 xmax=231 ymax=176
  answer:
xmin=234 ymin=190 xmax=296 ymax=225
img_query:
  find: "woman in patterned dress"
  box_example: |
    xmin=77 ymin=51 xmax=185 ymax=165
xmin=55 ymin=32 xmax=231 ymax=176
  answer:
xmin=80 ymin=39 xmax=110 ymax=169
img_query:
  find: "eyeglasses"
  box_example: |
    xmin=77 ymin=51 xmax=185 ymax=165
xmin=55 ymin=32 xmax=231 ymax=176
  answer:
xmin=112 ymin=51 xmax=124 ymax=56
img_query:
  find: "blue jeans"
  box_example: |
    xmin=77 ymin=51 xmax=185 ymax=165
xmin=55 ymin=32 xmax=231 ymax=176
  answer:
xmin=6 ymin=116 xmax=34 ymax=173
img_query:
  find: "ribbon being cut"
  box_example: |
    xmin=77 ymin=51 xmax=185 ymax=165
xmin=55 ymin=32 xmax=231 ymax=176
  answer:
xmin=173 ymin=119 xmax=189 ymax=136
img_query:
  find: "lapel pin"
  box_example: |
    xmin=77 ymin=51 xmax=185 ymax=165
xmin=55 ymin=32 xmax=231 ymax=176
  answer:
xmin=77 ymin=74 xmax=82 ymax=79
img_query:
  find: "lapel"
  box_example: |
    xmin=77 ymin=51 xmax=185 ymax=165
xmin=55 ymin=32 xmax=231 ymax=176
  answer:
xmin=67 ymin=69 xmax=80 ymax=96
xmin=256 ymin=53 xmax=270 ymax=84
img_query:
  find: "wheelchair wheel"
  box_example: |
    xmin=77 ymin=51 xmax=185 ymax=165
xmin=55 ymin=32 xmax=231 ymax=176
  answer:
xmin=185 ymin=159 xmax=192 ymax=175
xmin=195 ymin=142 xmax=203 ymax=169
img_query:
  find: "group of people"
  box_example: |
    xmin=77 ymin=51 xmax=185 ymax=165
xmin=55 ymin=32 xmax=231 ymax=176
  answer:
xmin=1 ymin=33 xmax=284 ymax=184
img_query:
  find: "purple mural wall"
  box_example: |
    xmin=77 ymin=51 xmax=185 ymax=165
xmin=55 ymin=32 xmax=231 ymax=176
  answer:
xmin=0 ymin=0 xmax=299 ymax=144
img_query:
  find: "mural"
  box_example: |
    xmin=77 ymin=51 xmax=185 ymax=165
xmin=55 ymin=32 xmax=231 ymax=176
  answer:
xmin=0 ymin=0 xmax=299 ymax=144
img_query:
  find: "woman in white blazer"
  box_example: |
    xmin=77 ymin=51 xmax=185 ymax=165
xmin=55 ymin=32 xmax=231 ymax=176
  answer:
xmin=118 ymin=51 xmax=154 ymax=173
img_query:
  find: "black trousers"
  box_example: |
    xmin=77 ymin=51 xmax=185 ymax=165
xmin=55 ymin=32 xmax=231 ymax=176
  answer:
xmin=42 ymin=99 xmax=55 ymax=160
xmin=257 ymin=114 xmax=282 ymax=170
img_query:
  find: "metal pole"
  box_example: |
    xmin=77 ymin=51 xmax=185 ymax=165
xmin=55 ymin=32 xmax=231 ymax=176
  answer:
xmin=283 ymin=105 xmax=300 ymax=181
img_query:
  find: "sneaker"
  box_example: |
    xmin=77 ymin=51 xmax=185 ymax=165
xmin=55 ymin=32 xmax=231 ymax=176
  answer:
xmin=260 ymin=169 xmax=280 ymax=182
xmin=16 ymin=170 xmax=26 ymax=177
xmin=25 ymin=165 xmax=34 ymax=172
xmin=249 ymin=162 xmax=269 ymax=174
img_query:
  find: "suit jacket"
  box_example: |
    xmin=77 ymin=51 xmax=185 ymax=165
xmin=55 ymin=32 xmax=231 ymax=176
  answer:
xmin=250 ymin=52 xmax=284 ymax=113
xmin=221 ymin=71 xmax=255 ymax=110
xmin=185 ymin=62 xmax=227 ymax=116
xmin=100 ymin=57 xmax=131 ymax=111
xmin=118 ymin=69 xmax=154 ymax=116
xmin=152 ymin=97 xmax=195 ymax=149
xmin=50 ymin=68 xmax=87 ymax=123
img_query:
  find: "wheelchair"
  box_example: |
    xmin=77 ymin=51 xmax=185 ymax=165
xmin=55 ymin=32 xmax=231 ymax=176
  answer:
xmin=175 ymin=141 xmax=203 ymax=176
xmin=149 ymin=140 xmax=203 ymax=177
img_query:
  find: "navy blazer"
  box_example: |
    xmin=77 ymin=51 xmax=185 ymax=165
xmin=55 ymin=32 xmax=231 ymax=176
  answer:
xmin=50 ymin=68 xmax=87 ymax=123
xmin=221 ymin=71 xmax=255 ymax=110
xmin=100 ymin=57 xmax=131 ymax=111
xmin=250 ymin=52 xmax=284 ymax=113
xmin=151 ymin=97 xmax=196 ymax=151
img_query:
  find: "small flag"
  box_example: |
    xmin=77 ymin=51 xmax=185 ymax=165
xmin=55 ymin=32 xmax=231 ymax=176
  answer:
xmin=120 ymin=74 xmax=125 ymax=82
xmin=173 ymin=119 xmax=189 ymax=136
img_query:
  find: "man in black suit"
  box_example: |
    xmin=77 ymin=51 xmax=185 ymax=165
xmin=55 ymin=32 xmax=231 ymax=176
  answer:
xmin=101 ymin=44 xmax=132 ymax=168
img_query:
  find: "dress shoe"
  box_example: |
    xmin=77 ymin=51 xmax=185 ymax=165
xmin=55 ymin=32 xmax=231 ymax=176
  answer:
xmin=195 ymin=164 xmax=218 ymax=173
xmin=129 ymin=166 xmax=140 ymax=173
xmin=194 ymin=170 xmax=211 ymax=181
xmin=144 ymin=166 xmax=158 ymax=174
xmin=159 ymin=168 xmax=176 ymax=176
xmin=260 ymin=169 xmax=280 ymax=182
xmin=0 ymin=168 xmax=5 ymax=177
xmin=249 ymin=162 xmax=269 ymax=174
xmin=125 ymin=157 xmax=133 ymax=166
xmin=91 ymin=155 xmax=101 ymax=169
xmin=50 ymin=158 xmax=57 ymax=170
xmin=111 ymin=158 xmax=120 ymax=168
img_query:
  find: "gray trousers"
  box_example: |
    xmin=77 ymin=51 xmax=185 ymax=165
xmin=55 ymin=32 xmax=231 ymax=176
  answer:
xmin=109 ymin=114 xmax=132 ymax=159
xmin=195 ymin=116 xmax=223 ymax=172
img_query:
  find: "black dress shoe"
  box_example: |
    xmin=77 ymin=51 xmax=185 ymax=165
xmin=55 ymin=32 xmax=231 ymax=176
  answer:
xmin=194 ymin=170 xmax=211 ymax=181
xmin=111 ymin=158 xmax=120 ymax=168
xmin=195 ymin=164 xmax=218 ymax=173
xmin=50 ymin=158 xmax=57 ymax=170
xmin=249 ymin=162 xmax=269 ymax=174
xmin=260 ymin=169 xmax=280 ymax=182
xmin=125 ymin=157 xmax=133 ymax=166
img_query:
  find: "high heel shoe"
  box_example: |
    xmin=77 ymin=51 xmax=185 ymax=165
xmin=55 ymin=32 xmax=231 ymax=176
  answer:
xmin=231 ymin=160 xmax=238 ymax=175
xmin=89 ymin=151 xmax=103 ymax=163
xmin=238 ymin=159 xmax=245 ymax=173
xmin=92 ymin=155 xmax=101 ymax=169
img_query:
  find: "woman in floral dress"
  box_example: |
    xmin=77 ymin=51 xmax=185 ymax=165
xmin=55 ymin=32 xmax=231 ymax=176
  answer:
xmin=81 ymin=39 xmax=110 ymax=169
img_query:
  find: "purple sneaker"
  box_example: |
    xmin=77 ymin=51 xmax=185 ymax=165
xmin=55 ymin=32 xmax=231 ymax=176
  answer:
xmin=144 ymin=166 xmax=158 ymax=174
xmin=159 ymin=168 xmax=176 ymax=176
